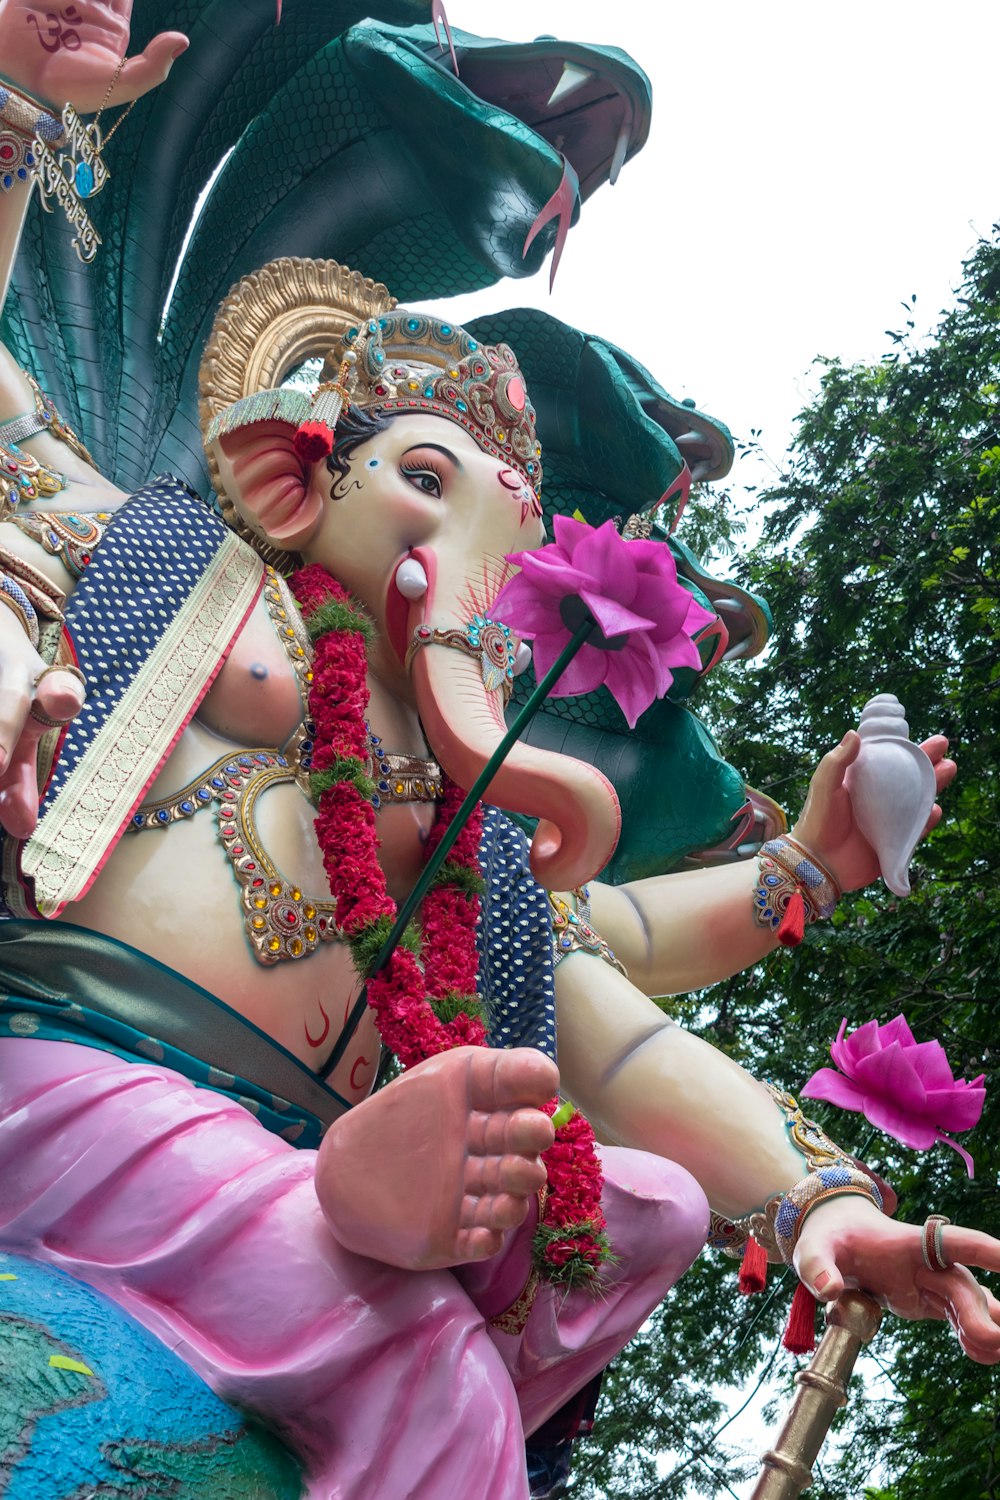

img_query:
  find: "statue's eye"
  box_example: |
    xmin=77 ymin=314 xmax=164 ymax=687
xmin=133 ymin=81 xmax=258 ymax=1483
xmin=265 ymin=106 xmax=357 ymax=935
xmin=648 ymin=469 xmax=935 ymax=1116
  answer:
xmin=399 ymin=461 xmax=443 ymax=499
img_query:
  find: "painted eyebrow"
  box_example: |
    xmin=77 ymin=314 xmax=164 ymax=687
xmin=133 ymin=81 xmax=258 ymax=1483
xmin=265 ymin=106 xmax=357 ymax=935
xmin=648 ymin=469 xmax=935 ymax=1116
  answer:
xmin=400 ymin=443 xmax=464 ymax=472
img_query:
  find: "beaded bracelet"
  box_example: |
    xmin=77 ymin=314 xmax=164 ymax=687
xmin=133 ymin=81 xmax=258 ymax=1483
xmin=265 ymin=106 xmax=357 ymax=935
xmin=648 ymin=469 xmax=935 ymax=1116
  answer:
xmin=0 ymin=572 xmax=39 ymax=648
xmin=710 ymin=1084 xmax=882 ymax=1266
xmin=0 ymin=78 xmax=66 ymax=193
xmin=753 ymin=834 xmax=840 ymax=945
xmin=754 ymin=1163 xmax=883 ymax=1265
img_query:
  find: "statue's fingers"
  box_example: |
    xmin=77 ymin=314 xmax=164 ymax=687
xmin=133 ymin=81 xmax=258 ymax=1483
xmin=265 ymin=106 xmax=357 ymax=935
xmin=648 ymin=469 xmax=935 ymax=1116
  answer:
xmin=819 ymin=730 xmax=861 ymax=787
xmin=792 ymin=1245 xmax=846 ymax=1305
xmin=938 ymin=1225 xmax=1000 ymax=1276
xmin=917 ymin=1264 xmax=1000 ymax=1361
xmin=111 ymin=32 xmax=188 ymax=104
xmin=933 ymin=756 xmax=957 ymax=792
xmin=918 ymin=734 xmax=950 ymax=765
xmin=34 ymin=670 xmax=86 ymax=725
xmin=0 ymin=716 xmax=48 ymax=838
xmin=0 ymin=680 xmax=34 ymax=774
xmin=0 ymin=668 xmax=85 ymax=836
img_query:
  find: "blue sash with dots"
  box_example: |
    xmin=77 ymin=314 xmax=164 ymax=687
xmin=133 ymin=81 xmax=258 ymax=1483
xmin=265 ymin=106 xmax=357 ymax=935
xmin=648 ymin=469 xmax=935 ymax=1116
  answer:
xmin=16 ymin=477 xmax=264 ymax=918
xmin=478 ymin=806 xmax=558 ymax=1062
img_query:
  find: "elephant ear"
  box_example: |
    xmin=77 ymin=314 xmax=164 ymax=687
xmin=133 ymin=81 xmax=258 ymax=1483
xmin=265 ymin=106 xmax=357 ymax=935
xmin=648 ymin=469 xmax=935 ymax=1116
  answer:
xmin=212 ymin=411 xmax=320 ymax=549
xmin=467 ymin=307 xmax=774 ymax=884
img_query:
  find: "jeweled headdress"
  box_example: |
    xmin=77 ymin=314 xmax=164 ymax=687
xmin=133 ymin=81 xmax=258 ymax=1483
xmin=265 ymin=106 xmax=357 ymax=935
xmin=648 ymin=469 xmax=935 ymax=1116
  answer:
xmin=329 ymin=313 xmax=542 ymax=489
xmin=200 ymin=257 xmax=542 ymax=540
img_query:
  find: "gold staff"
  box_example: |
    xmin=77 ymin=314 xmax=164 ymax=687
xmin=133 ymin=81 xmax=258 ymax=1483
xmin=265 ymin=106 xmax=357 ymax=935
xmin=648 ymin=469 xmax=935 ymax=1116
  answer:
xmin=751 ymin=1290 xmax=883 ymax=1497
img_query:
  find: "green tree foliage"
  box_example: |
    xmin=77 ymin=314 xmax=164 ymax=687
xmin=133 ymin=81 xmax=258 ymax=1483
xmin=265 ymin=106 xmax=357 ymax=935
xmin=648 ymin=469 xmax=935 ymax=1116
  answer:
xmin=569 ymin=227 xmax=1000 ymax=1498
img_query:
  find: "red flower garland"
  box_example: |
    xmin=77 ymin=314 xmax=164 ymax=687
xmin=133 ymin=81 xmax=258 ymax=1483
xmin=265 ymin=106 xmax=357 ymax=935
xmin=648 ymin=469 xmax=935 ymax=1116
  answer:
xmin=291 ymin=563 xmax=611 ymax=1285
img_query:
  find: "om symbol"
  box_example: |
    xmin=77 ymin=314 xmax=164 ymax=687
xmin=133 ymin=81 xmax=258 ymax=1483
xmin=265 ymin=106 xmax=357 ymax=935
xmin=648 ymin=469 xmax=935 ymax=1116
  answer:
xmin=26 ymin=6 xmax=82 ymax=52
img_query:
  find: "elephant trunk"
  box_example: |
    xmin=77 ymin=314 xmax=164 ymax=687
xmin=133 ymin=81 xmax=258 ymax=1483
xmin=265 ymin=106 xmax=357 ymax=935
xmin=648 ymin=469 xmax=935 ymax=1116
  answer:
xmin=411 ymin=645 xmax=621 ymax=891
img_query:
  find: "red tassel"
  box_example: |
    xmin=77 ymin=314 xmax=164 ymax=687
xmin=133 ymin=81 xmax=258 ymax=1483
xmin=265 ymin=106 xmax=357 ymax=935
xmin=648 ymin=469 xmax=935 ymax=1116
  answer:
xmin=293 ymin=421 xmax=335 ymax=462
xmin=783 ymin=1281 xmax=818 ymax=1354
xmin=777 ymin=888 xmax=806 ymax=948
xmin=738 ymin=1236 xmax=768 ymax=1295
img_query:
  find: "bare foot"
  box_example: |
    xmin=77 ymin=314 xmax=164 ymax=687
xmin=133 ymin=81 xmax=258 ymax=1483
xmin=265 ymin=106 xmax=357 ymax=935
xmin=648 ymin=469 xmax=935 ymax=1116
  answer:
xmin=315 ymin=1046 xmax=558 ymax=1270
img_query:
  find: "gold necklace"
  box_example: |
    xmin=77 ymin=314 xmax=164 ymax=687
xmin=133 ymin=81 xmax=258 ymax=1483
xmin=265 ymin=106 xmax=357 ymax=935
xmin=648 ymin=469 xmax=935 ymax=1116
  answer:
xmin=76 ymin=56 xmax=136 ymax=199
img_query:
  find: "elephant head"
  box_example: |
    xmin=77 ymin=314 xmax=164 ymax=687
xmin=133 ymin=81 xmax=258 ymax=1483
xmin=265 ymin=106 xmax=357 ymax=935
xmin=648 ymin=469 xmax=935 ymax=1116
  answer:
xmin=208 ymin=316 xmax=622 ymax=892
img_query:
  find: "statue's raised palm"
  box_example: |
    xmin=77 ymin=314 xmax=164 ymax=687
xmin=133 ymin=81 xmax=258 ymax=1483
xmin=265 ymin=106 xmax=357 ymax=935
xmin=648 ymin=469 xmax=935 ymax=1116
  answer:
xmin=0 ymin=0 xmax=186 ymax=112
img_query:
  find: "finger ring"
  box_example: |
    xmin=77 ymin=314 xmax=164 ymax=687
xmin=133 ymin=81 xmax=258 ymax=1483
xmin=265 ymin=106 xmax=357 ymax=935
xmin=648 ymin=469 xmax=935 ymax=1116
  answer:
xmin=921 ymin=1214 xmax=951 ymax=1271
xmin=29 ymin=705 xmax=78 ymax=730
xmin=32 ymin=663 xmax=87 ymax=690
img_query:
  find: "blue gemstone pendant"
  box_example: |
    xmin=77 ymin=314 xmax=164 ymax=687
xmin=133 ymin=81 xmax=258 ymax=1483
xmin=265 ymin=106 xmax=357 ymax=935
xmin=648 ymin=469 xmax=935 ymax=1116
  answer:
xmin=75 ymin=161 xmax=95 ymax=198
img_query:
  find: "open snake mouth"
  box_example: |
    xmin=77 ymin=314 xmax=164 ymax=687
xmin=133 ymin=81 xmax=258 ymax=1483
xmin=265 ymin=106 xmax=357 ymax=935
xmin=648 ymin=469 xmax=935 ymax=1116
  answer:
xmin=412 ymin=32 xmax=652 ymax=200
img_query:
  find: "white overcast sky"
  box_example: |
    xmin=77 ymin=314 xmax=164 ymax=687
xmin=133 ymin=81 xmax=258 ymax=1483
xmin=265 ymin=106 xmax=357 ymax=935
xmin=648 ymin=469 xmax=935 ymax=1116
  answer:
xmin=422 ymin=0 xmax=1000 ymax=514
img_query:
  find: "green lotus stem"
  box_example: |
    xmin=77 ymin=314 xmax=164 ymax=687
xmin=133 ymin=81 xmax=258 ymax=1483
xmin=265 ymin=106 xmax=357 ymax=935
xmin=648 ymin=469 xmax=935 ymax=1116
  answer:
xmin=322 ymin=612 xmax=596 ymax=1080
xmin=377 ymin=613 xmax=597 ymax=966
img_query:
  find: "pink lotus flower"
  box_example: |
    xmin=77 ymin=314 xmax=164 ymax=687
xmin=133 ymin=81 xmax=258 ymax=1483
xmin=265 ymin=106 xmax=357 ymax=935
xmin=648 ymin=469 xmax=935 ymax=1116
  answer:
xmin=494 ymin=515 xmax=715 ymax=729
xmin=801 ymin=1015 xmax=985 ymax=1178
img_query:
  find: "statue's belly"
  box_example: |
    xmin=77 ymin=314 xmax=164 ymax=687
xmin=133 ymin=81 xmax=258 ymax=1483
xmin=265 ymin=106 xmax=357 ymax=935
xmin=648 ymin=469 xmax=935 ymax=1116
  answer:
xmin=66 ymin=729 xmax=380 ymax=1109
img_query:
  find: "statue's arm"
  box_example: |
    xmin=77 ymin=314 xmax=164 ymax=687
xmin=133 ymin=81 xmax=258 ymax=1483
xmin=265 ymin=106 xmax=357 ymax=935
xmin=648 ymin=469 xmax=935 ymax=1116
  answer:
xmin=554 ymin=960 xmax=1000 ymax=1362
xmin=0 ymin=0 xmax=187 ymax=304
xmin=584 ymin=731 xmax=956 ymax=996
xmin=555 ymin=957 xmax=804 ymax=1217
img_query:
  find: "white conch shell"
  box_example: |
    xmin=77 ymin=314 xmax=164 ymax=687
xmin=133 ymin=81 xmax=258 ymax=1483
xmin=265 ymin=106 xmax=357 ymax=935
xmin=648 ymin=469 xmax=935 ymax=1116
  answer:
xmin=843 ymin=693 xmax=937 ymax=898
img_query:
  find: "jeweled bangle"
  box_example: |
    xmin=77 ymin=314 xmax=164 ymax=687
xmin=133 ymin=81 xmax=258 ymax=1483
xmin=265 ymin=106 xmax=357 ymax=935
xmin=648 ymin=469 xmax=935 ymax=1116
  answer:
xmin=0 ymin=79 xmax=66 ymax=143
xmin=0 ymin=80 xmax=66 ymax=193
xmin=753 ymin=834 xmax=840 ymax=934
xmin=0 ymin=573 xmax=39 ymax=647
xmin=0 ymin=544 xmax=66 ymax=621
xmin=753 ymin=1165 xmax=883 ymax=1265
xmin=710 ymin=1083 xmax=881 ymax=1265
xmin=549 ymin=889 xmax=627 ymax=976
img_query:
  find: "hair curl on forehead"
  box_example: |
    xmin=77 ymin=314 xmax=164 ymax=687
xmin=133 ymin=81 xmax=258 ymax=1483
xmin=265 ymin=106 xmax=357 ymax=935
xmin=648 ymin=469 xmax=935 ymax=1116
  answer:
xmin=325 ymin=406 xmax=398 ymax=496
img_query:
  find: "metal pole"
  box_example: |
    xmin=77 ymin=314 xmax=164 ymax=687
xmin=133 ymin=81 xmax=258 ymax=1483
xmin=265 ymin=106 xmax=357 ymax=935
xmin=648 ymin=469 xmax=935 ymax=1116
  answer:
xmin=751 ymin=1291 xmax=883 ymax=1498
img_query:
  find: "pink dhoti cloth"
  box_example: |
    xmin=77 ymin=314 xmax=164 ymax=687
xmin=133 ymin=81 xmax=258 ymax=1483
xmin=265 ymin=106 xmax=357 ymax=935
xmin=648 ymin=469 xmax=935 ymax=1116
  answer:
xmin=0 ymin=1039 xmax=709 ymax=1499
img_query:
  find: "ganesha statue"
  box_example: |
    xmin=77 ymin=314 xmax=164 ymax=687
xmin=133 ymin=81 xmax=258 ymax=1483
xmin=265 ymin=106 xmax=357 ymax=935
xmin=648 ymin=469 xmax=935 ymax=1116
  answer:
xmin=0 ymin=3 xmax=997 ymax=1498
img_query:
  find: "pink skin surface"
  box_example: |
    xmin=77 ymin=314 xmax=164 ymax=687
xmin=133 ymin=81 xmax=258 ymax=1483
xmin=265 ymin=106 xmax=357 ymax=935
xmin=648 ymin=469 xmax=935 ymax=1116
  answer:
xmin=222 ymin=408 xmax=626 ymax=890
xmin=316 ymin=1046 xmax=557 ymax=1269
xmin=0 ymin=0 xmax=187 ymax=112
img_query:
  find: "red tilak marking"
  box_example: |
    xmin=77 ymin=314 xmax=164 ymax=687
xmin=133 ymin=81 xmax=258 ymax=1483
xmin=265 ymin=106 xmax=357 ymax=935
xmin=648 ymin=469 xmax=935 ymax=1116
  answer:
xmin=350 ymin=1055 xmax=371 ymax=1092
xmin=304 ymin=999 xmax=331 ymax=1049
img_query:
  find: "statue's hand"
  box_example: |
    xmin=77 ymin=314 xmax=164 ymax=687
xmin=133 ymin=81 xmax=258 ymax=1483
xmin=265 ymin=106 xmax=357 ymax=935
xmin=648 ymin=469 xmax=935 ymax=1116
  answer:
xmin=795 ymin=1194 xmax=1000 ymax=1364
xmin=0 ymin=0 xmax=187 ymax=113
xmin=0 ymin=608 xmax=84 ymax=839
xmin=791 ymin=730 xmax=956 ymax=892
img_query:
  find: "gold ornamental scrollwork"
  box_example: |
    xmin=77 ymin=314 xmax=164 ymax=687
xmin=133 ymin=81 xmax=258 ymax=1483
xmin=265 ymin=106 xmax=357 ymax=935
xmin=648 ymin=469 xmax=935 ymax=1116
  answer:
xmin=198 ymin=258 xmax=397 ymax=558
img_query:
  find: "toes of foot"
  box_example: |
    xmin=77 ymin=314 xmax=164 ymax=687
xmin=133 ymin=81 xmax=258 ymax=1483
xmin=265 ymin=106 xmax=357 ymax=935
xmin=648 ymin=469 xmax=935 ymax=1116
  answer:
xmin=455 ymin=1226 xmax=505 ymax=1261
xmin=470 ymin=1106 xmax=555 ymax=1158
xmin=465 ymin=1152 xmax=548 ymax=1198
xmin=470 ymin=1046 xmax=559 ymax=1111
xmin=461 ymin=1191 xmax=532 ymax=1233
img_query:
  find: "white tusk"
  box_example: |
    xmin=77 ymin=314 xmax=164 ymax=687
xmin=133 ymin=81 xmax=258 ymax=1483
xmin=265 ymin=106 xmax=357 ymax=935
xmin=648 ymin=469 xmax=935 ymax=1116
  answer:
xmin=395 ymin=558 xmax=429 ymax=599
xmin=547 ymin=61 xmax=596 ymax=108
xmin=513 ymin=641 xmax=533 ymax=676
